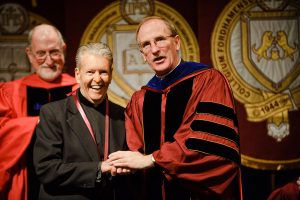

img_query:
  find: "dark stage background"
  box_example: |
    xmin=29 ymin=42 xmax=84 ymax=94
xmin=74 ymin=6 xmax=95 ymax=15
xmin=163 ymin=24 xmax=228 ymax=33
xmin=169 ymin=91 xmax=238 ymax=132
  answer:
xmin=1 ymin=0 xmax=299 ymax=199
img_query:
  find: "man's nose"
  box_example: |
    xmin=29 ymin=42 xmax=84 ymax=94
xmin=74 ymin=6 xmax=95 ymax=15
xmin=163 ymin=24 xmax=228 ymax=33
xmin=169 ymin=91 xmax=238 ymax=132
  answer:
xmin=150 ymin=41 xmax=160 ymax=53
xmin=44 ymin=53 xmax=54 ymax=65
xmin=93 ymin=72 xmax=102 ymax=82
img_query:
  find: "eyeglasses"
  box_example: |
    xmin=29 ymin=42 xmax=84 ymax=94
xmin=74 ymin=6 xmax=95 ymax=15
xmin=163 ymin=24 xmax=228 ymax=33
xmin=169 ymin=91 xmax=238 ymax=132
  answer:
xmin=139 ymin=35 xmax=176 ymax=53
xmin=31 ymin=49 xmax=63 ymax=63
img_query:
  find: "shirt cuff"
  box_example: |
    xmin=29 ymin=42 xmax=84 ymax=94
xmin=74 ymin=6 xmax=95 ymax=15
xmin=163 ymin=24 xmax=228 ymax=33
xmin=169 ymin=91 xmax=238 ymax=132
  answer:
xmin=95 ymin=162 xmax=102 ymax=183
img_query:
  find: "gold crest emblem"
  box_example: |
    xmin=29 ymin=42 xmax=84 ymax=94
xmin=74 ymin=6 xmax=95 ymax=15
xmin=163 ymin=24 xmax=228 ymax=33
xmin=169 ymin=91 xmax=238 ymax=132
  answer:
xmin=211 ymin=0 xmax=300 ymax=169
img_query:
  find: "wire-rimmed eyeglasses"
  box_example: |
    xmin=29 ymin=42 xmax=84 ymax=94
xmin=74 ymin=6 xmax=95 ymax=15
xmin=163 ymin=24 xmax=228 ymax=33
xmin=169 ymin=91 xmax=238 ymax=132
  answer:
xmin=31 ymin=49 xmax=63 ymax=63
xmin=138 ymin=35 xmax=176 ymax=53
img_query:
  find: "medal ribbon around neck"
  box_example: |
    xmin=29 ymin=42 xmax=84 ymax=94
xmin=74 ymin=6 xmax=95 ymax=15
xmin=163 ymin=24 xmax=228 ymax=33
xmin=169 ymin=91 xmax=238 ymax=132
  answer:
xmin=72 ymin=93 xmax=109 ymax=161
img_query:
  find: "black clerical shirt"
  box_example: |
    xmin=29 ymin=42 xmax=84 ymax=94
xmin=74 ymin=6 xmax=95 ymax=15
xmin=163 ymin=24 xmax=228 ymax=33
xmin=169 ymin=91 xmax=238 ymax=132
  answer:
xmin=77 ymin=91 xmax=107 ymax=159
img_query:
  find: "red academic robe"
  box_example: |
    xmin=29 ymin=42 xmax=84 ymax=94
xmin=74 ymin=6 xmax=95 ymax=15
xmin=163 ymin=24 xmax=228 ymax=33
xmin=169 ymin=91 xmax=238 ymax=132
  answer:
xmin=267 ymin=182 xmax=299 ymax=200
xmin=0 ymin=73 xmax=77 ymax=200
xmin=125 ymin=63 xmax=243 ymax=200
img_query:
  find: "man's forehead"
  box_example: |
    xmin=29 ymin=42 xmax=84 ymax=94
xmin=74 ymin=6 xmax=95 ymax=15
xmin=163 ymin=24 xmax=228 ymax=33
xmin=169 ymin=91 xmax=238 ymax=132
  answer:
xmin=138 ymin=20 xmax=169 ymax=40
xmin=31 ymin=36 xmax=62 ymax=50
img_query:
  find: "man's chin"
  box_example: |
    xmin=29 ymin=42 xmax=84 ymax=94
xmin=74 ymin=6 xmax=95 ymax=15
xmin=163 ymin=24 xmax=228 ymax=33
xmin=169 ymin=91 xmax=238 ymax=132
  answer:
xmin=39 ymin=73 xmax=61 ymax=82
xmin=91 ymin=95 xmax=105 ymax=104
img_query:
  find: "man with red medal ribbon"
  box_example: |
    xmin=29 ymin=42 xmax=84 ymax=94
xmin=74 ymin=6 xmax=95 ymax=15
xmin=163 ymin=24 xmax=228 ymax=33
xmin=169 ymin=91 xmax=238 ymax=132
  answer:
xmin=33 ymin=43 xmax=132 ymax=200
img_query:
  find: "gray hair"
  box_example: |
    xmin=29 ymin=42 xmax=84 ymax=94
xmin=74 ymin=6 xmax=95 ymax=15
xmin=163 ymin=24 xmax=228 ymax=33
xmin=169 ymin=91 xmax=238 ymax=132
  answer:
xmin=75 ymin=42 xmax=113 ymax=69
xmin=136 ymin=16 xmax=178 ymax=42
xmin=27 ymin=24 xmax=65 ymax=47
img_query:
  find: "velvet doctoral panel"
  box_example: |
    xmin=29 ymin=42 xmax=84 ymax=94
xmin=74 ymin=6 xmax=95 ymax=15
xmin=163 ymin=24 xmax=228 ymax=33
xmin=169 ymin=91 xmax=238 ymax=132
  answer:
xmin=125 ymin=63 xmax=242 ymax=200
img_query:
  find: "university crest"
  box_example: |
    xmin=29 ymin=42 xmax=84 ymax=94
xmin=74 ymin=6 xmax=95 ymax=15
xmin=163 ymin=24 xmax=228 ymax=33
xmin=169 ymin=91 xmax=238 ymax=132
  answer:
xmin=211 ymin=0 xmax=300 ymax=169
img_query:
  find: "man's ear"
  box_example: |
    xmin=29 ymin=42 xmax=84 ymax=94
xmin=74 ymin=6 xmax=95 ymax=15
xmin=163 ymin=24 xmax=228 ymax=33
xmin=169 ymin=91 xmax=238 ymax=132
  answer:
xmin=62 ymin=43 xmax=67 ymax=53
xmin=175 ymin=35 xmax=181 ymax=50
xmin=25 ymin=46 xmax=31 ymax=57
xmin=25 ymin=47 xmax=34 ymax=64
xmin=74 ymin=68 xmax=80 ymax=83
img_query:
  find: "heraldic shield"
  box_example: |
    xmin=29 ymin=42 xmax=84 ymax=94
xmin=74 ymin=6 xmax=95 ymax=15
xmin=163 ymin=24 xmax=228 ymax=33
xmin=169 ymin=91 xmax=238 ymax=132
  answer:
xmin=212 ymin=1 xmax=300 ymax=199
xmin=241 ymin=11 xmax=300 ymax=93
xmin=235 ymin=7 xmax=300 ymax=169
